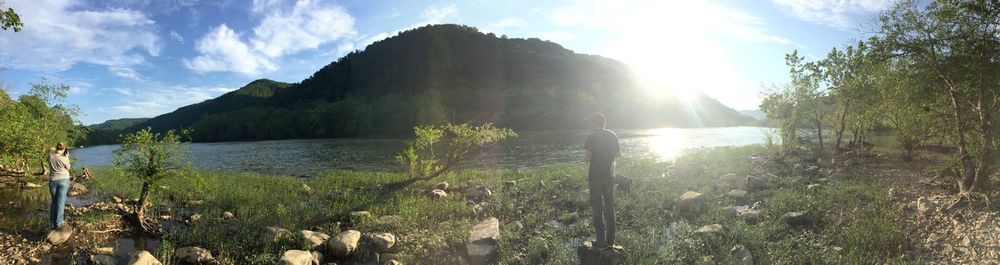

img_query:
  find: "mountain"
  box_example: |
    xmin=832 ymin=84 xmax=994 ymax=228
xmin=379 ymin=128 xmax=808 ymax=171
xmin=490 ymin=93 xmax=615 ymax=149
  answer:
xmin=739 ymin=109 xmax=766 ymax=120
xmin=87 ymin=118 xmax=149 ymax=131
xmin=83 ymin=118 xmax=149 ymax=145
xmin=91 ymin=24 xmax=752 ymax=144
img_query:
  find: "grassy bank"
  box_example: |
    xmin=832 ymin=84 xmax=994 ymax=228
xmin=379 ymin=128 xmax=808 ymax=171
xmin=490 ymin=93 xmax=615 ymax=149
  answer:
xmin=87 ymin=145 xmax=911 ymax=264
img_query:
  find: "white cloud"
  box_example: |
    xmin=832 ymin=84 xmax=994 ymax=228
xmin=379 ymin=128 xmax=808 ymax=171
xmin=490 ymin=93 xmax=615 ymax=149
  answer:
xmin=489 ymin=17 xmax=526 ymax=29
xmin=413 ymin=4 xmax=458 ymax=27
xmin=108 ymin=66 xmax=144 ymax=81
xmin=0 ymin=0 xmax=160 ymax=72
xmin=772 ymin=0 xmax=890 ymax=29
xmin=100 ymin=85 xmax=237 ymax=117
xmin=184 ymin=0 xmax=355 ymax=75
xmin=251 ymin=1 xmax=355 ymax=58
xmin=184 ymin=24 xmax=276 ymax=75
xmin=170 ymin=30 xmax=185 ymax=43
xmin=251 ymin=0 xmax=283 ymax=14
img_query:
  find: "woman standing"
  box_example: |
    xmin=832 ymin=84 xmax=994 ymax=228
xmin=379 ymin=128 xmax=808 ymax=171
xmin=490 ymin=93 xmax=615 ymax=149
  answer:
xmin=48 ymin=142 xmax=71 ymax=229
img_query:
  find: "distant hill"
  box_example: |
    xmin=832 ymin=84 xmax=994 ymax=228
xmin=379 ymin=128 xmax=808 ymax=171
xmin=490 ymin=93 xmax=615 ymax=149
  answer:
xmin=89 ymin=24 xmax=752 ymax=144
xmin=87 ymin=118 xmax=149 ymax=131
xmin=83 ymin=118 xmax=149 ymax=145
xmin=739 ymin=109 xmax=766 ymax=120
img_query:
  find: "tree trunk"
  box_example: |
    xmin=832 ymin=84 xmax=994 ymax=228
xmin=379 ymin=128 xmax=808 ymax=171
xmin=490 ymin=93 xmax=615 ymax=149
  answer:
xmin=137 ymin=182 xmax=150 ymax=230
xmin=815 ymin=119 xmax=824 ymax=150
xmin=946 ymin=88 xmax=976 ymax=194
xmin=834 ymin=99 xmax=851 ymax=152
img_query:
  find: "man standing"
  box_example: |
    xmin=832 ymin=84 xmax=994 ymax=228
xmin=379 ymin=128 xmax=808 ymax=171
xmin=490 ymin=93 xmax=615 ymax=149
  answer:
xmin=583 ymin=113 xmax=620 ymax=249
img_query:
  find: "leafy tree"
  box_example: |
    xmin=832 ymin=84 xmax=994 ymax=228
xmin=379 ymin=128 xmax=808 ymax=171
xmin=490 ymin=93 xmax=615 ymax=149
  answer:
xmin=0 ymin=0 xmax=22 ymax=32
xmin=396 ymin=123 xmax=516 ymax=181
xmin=0 ymin=80 xmax=81 ymax=171
xmin=113 ymin=128 xmax=193 ymax=233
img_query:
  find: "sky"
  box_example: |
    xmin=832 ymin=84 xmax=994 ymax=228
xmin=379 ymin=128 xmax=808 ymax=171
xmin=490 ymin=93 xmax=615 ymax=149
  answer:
xmin=0 ymin=0 xmax=891 ymax=125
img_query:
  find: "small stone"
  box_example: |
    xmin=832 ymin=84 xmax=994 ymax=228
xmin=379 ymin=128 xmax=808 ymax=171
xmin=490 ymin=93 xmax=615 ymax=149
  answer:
xmin=917 ymin=197 xmax=935 ymax=216
xmin=174 ymin=246 xmax=214 ymax=264
xmin=429 ymin=189 xmax=447 ymax=199
xmin=265 ymin=227 xmax=293 ymax=241
xmin=350 ymin=211 xmax=373 ymax=220
xmin=503 ymin=180 xmax=517 ymax=190
xmin=327 ymin=230 xmax=361 ymax=258
xmin=300 ymin=230 xmax=331 ymax=250
xmin=279 ymin=250 xmax=313 ymax=265
xmin=782 ymin=211 xmax=810 ymax=226
xmin=112 ymin=196 xmax=123 ymax=203
xmin=301 ymin=184 xmax=312 ymax=194
xmin=730 ymin=244 xmax=754 ymax=265
xmin=23 ymin=182 xmax=42 ymax=189
xmin=807 ymin=184 xmax=821 ymax=190
xmin=680 ymin=191 xmax=703 ymax=202
xmin=92 ymin=246 xmax=114 ymax=255
xmin=377 ymin=215 xmax=402 ymax=223
xmin=189 ymin=213 xmax=202 ymax=222
xmin=128 ymin=250 xmax=163 ymax=265
xmin=695 ymin=224 xmax=723 ymax=234
xmin=432 ymin=181 xmax=449 ymax=190
xmin=371 ymin=233 xmax=396 ymax=251
xmin=90 ymin=254 xmax=116 ymax=265
xmin=464 ymin=186 xmax=494 ymax=202
xmin=223 ymin=211 xmax=235 ymax=219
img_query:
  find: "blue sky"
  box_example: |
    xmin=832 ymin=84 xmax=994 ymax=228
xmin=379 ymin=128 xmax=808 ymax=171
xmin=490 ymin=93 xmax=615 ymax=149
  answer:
xmin=0 ymin=0 xmax=890 ymax=125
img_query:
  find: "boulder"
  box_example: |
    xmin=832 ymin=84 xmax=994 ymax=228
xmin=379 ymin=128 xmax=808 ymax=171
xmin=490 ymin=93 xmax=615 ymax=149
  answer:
xmin=695 ymin=224 xmax=723 ymax=234
xmin=90 ymin=254 xmax=116 ymax=265
xmin=726 ymin=189 xmax=748 ymax=198
xmin=917 ymin=197 xmax=935 ymax=216
xmin=577 ymin=240 xmax=626 ymax=265
xmin=782 ymin=211 xmax=810 ymax=226
xmin=432 ymin=181 xmax=449 ymax=190
xmin=327 ymin=230 xmax=361 ymax=258
xmin=467 ymin=217 xmax=500 ymax=264
xmin=744 ymin=175 xmax=767 ymax=191
xmin=128 ymin=251 xmax=163 ymax=265
xmin=371 ymin=233 xmax=396 ymax=251
xmin=464 ymin=186 xmax=494 ymax=202
xmin=68 ymin=183 xmax=88 ymax=197
xmin=730 ymin=244 xmax=754 ymax=265
xmin=265 ymin=227 xmax=293 ymax=241
xmin=23 ymin=182 xmax=42 ymax=189
xmin=429 ymin=189 xmax=448 ymax=199
xmin=680 ymin=191 xmax=703 ymax=203
xmin=278 ymin=250 xmax=313 ymax=265
xmin=46 ymin=224 xmax=74 ymax=245
xmin=300 ymin=230 xmax=331 ymax=249
xmin=222 ymin=211 xmax=235 ymax=219
xmin=175 ymin=246 xmax=214 ymax=264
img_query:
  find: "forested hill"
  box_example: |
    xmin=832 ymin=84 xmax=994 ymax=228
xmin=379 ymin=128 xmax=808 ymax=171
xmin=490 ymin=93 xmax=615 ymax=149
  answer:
xmin=94 ymin=24 xmax=751 ymax=143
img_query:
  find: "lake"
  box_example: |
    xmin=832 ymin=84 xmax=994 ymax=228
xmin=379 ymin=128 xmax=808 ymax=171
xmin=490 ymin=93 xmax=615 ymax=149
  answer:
xmin=72 ymin=127 xmax=776 ymax=176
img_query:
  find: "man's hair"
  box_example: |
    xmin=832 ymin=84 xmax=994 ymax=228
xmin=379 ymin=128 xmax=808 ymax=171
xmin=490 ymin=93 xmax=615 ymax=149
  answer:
xmin=587 ymin=113 xmax=607 ymax=128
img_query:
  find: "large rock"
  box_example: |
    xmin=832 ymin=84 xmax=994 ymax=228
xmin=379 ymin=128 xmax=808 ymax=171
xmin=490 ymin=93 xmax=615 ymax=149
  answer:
xmin=46 ymin=224 xmax=74 ymax=245
xmin=917 ymin=197 xmax=935 ymax=216
xmin=730 ymin=244 xmax=754 ymax=265
xmin=432 ymin=181 xmax=449 ymax=190
xmin=467 ymin=217 xmax=500 ymax=264
xmin=310 ymin=251 xmax=323 ymax=265
xmin=429 ymin=189 xmax=448 ymax=199
xmin=464 ymin=186 xmax=494 ymax=202
xmin=175 ymin=246 xmax=214 ymax=264
xmin=577 ymin=241 xmax=626 ymax=265
xmin=372 ymin=232 xmax=396 ymax=251
xmin=128 ymin=251 xmax=163 ymax=265
xmin=68 ymin=182 xmax=88 ymax=197
xmin=300 ymin=230 xmax=331 ymax=249
xmin=327 ymin=230 xmax=361 ymax=258
xmin=278 ymin=250 xmax=313 ymax=265
xmin=745 ymin=175 xmax=768 ymax=191
xmin=265 ymin=226 xmax=293 ymax=241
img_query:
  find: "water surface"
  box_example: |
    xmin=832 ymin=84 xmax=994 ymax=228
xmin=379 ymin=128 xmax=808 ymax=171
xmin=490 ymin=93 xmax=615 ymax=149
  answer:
xmin=73 ymin=127 xmax=776 ymax=176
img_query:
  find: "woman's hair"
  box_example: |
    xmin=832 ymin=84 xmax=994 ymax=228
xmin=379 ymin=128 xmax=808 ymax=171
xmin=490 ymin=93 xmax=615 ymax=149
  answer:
xmin=56 ymin=142 xmax=67 ymax=156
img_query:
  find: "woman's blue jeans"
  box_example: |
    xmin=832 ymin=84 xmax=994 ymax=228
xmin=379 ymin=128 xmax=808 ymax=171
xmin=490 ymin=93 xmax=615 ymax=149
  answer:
xmin=49 ymin=179 xmax=70 ymax=228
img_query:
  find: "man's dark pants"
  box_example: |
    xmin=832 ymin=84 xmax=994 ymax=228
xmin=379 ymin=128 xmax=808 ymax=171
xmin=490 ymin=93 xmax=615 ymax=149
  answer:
xmin=588 ymin=175 xmax=615 ymax=246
